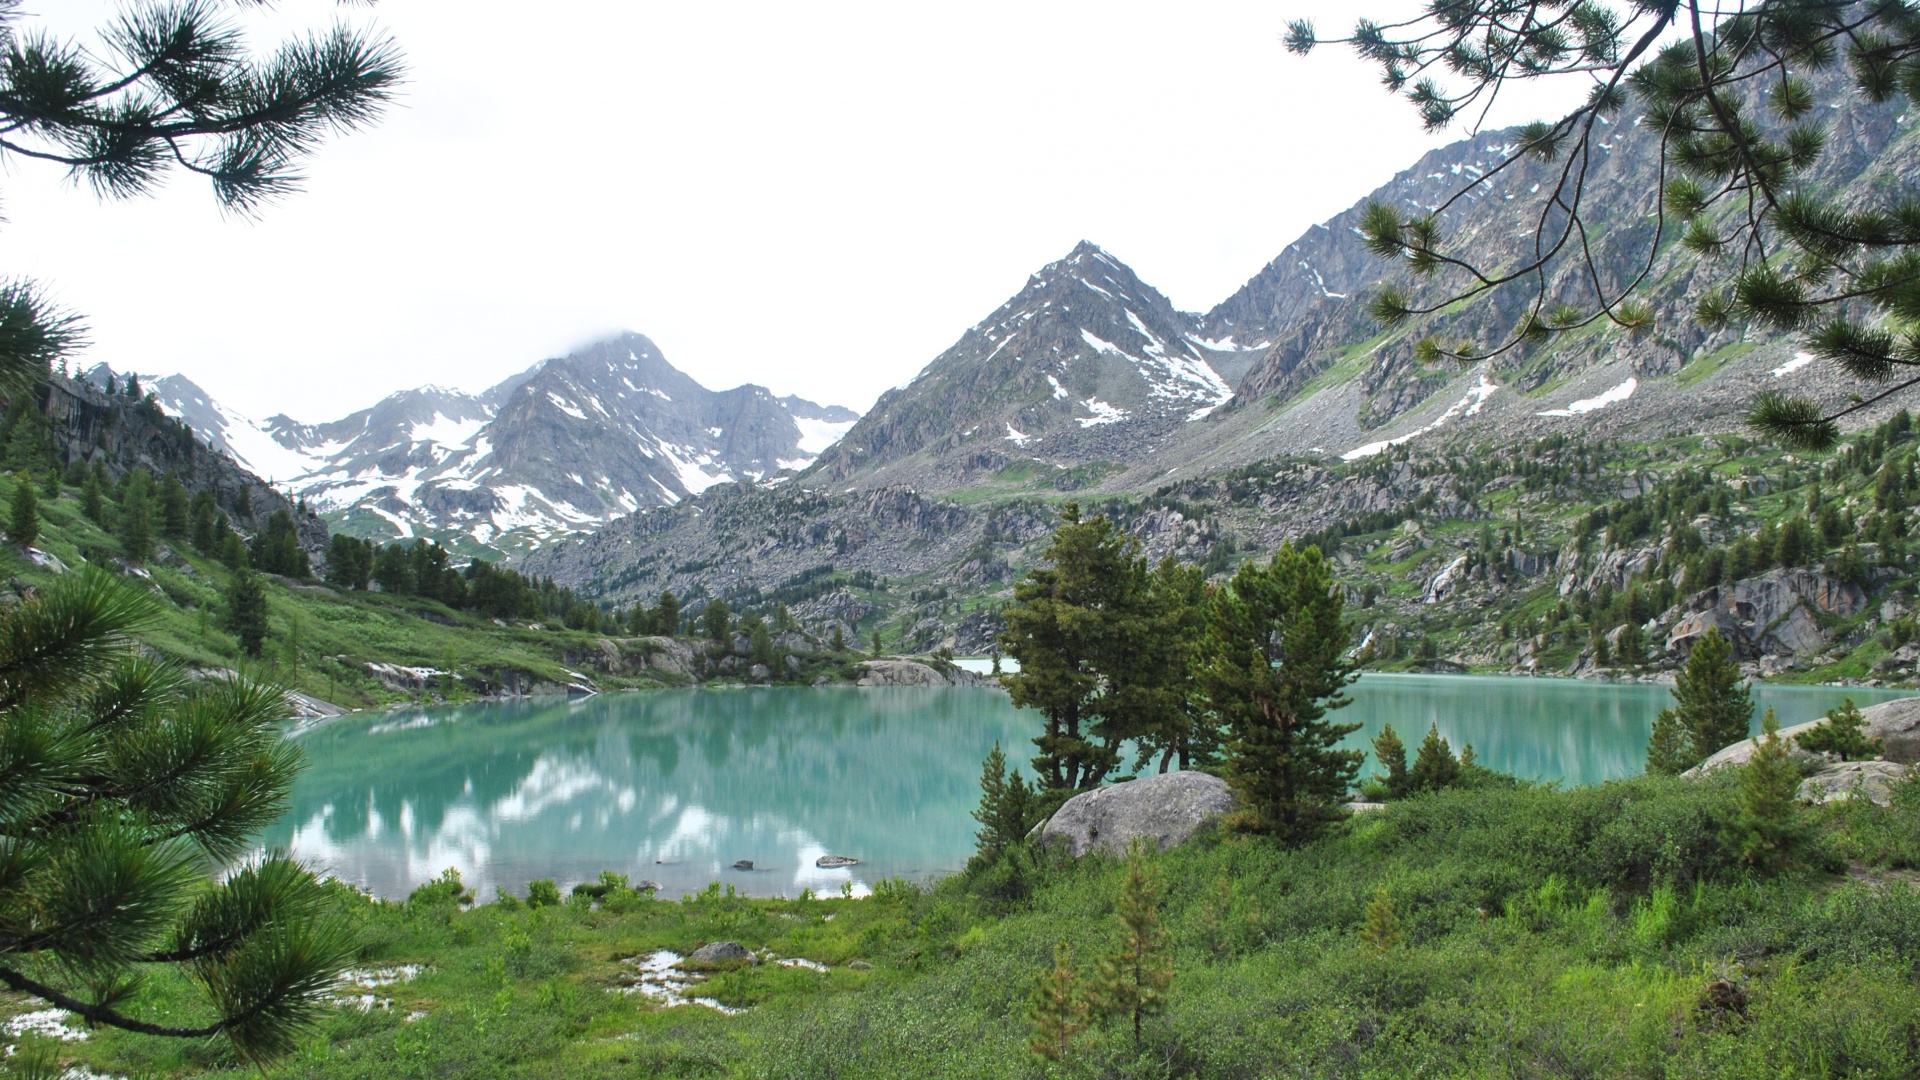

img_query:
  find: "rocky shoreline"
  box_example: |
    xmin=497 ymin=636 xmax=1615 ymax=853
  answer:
xmin=280 ymin=647 xmax=996 ymax=722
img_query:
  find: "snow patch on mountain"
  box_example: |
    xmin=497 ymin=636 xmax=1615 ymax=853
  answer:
xmin=1771 ymin=352 xmax=1814 ymax=378
xmin=1537 ymin=377 xmax=1637 ymax=418
xmin=1077 ymin=397 xmax=1129 ymax=427
xmin=1343 ymin=370 xmax=1499 ymax=460
xmin=794 ymin=415 xmax=856 ymax=456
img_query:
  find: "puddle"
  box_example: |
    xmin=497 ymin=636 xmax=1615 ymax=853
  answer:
xmin=330 ymin=964 xmax=425 ymax=1011
xmin=611 ymin=950 xmax=744 ymax=1015
xmin=776 ymin=957 xmax=829 ymax=973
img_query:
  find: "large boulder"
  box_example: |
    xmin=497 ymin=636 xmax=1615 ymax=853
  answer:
xmin=1798 ymin=761 xmax=1914 ymax=806
xmin=1036 ymin=771 xmax=1234 ymax=858
xmin=1690 ymin=695 xmax=1920 ymax=775
xmin=1862 ymin=697 xmax=1920 ymax=763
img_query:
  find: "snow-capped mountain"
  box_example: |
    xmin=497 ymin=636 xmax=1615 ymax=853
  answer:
xmin=804 ymin=241 xmax=1263 ymax=489
xmin=90 ymin=333 xmax=859 ymax=557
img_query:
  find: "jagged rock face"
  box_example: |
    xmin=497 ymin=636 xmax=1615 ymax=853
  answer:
xmin=106 ymin=333 xmax=858 ymax=558
xmin=1178 ymin=57 xmax=1920 ymax=468
xmin=805 ymin=241 xmax=1254 ymax=489
xmin=1666 ymin=569 xmax=1869 ymax=660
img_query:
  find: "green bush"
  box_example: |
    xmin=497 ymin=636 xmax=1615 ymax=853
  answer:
xmin=525 ymin=879 xmax=562 ymax=908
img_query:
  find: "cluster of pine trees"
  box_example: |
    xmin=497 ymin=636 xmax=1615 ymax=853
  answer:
xmin=995 ymin=505 xmax=1363 ymax=844
xmin=322 ymin=533 xmax=593 ymax=625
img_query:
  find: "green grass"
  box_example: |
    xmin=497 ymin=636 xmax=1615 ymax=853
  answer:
xmin=20 ymin=774 xmax=1920 ymax=1078
xmin=1675 ymin=340 xmax=1760 ymax=387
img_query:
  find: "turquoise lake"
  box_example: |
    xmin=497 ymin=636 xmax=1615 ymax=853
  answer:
xmin=262 ymin=676 xmax=1911 ymax=901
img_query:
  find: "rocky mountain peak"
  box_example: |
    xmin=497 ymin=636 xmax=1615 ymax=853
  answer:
xmin=802 ymin=241 xmax=1260 ymax=489
xmin=109 ymin=332 xmax=859 ymax=558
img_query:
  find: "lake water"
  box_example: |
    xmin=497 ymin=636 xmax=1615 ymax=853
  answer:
xmin=264 ymin=676 xmax=1911 ymax=901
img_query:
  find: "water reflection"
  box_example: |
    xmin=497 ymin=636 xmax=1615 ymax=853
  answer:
xmin=259 ymin=677 xmax=1911 ymax=900
xmin=259 ymin=688 xmax=1035 ymax=901
xmin=1340 ymin=674 xmax=1909 ymax=785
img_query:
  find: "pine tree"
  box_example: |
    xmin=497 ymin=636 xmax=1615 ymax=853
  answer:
xmin=1000 ymin=505 xmax=1164 ymax=792
xmin=0 ymin=571 xmax=350 ymax=1059
xmin=1361 ymin=886 xmax=1402 ymax=953
xmin=159 ymin=473 xmax=190 ymax=539
xmin=9 ymin=471 xmax=37 ymax=548
xmin=1733 ymin=709 xmax=1805 ymax=869
xmin=225 ymin=570 xmax=270 ymax=658
xmin=38 ymin=462 xmax=58 ymax=498
xmin=120 ymin=476 xmax=154 ymax=562
xmin=1646 ymin=709 xmax=1695 ymax=776
xmin=81 ymin=466 xmax=107 ymax=525
xmin=1138 ymin=557 xmax=1217 ymax=773
xmin=0 ymin=56 xmax=396 ymax=1059
xmin=1091 ymin=846 xmax=1172 ymax=1052
xmin=1652 ymin=629 xmax=1754 ymax=771
xmin=1204 ymin=543 xmax=1362 ymax=843
xmin=221 ymin=527 xmax=251 ymax=572
xmin=971 ymin=743 xmax=1037 ymax=861
xmin=655 ymin=591 xmax=681 ymax=636
xmin=1288 ymin=3 xmax=1920 ymax=444
xmin=1408 ymin=722 xmax=1462 ymax=794
xmin=1371 ymin=723 xmax=1410 ymax=799
xmin=1026 ymin=941 xmax=1089 ymax=1064
xmin=702 ymin=598 xmax=731 ymax=643
xmin=251 ymin=510 xmax=307 ymax=578
xmin=187 ymin=491 xmax=216 ymax=549
xmin=749 ymin=620 xmax=774 ymax=668
xmin=1797 ymin=698 xmax=1883 ymax=761
xmin=1 ymin=400 xmax=46 ymax=472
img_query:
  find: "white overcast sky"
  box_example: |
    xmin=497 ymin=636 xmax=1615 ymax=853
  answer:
xmin=2 ymin=1 xmax=1591 ymax=422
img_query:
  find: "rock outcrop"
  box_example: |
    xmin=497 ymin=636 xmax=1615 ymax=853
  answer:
xmin=1036 ymin=770 xmax=1235 ymax=858
xmin=853 ymin=659 xmax=991 ymax=688
xmin=1691 ymin=696 xmax=1920 ymax=773
xmin=1797 ymin=760 xmax=1913 ymax=805
xmin=1686 ymin=695 xmax=1920 ymax=806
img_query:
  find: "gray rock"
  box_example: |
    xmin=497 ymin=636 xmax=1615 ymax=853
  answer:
xmin=1037 ymin=770 xmax=1235 ymax=858
xmin=1798 ymin=761 xmax=1913 ymax=806
xmin=683 ymin=941 xmax=757 ymax=968
xmin=1422 ymin=553 xmax=1469 ymax=605
xmin=1667 ymin=606 xmax=1744 ymax=659
xmin=1861 ymin=696 xmax=1920 ymax=763
xmin=814 ymin=855 xmax=859 ymax=869
xmin=1692 ymin=695 xmax=1920 ymax=775
xmin=853 ymin=659 xmax=989 ymax=687
xmin=731 ymin=859 xmax=754 ymax=871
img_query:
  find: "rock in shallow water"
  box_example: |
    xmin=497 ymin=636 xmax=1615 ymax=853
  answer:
xmin=731 ymin=859 xmax=754 ymax=871
xmin=815 ymin=855 xmax=859 ymax=869
xmin=683 ymin=941 xmax=757 ymax=969
xmin=1036 ymin=770 xmax=1235 ymax=858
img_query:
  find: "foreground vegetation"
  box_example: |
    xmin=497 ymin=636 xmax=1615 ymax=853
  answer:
xmin=10 ymin=770 xmax=1920 ymax=1078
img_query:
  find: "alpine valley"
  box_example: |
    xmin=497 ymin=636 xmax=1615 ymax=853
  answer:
xmin=88 ymin=53 xmax=1920 ymax=688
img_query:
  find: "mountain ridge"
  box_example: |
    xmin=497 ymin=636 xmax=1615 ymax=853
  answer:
xmin=89 ymin=332 xmax=860 ymax=558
